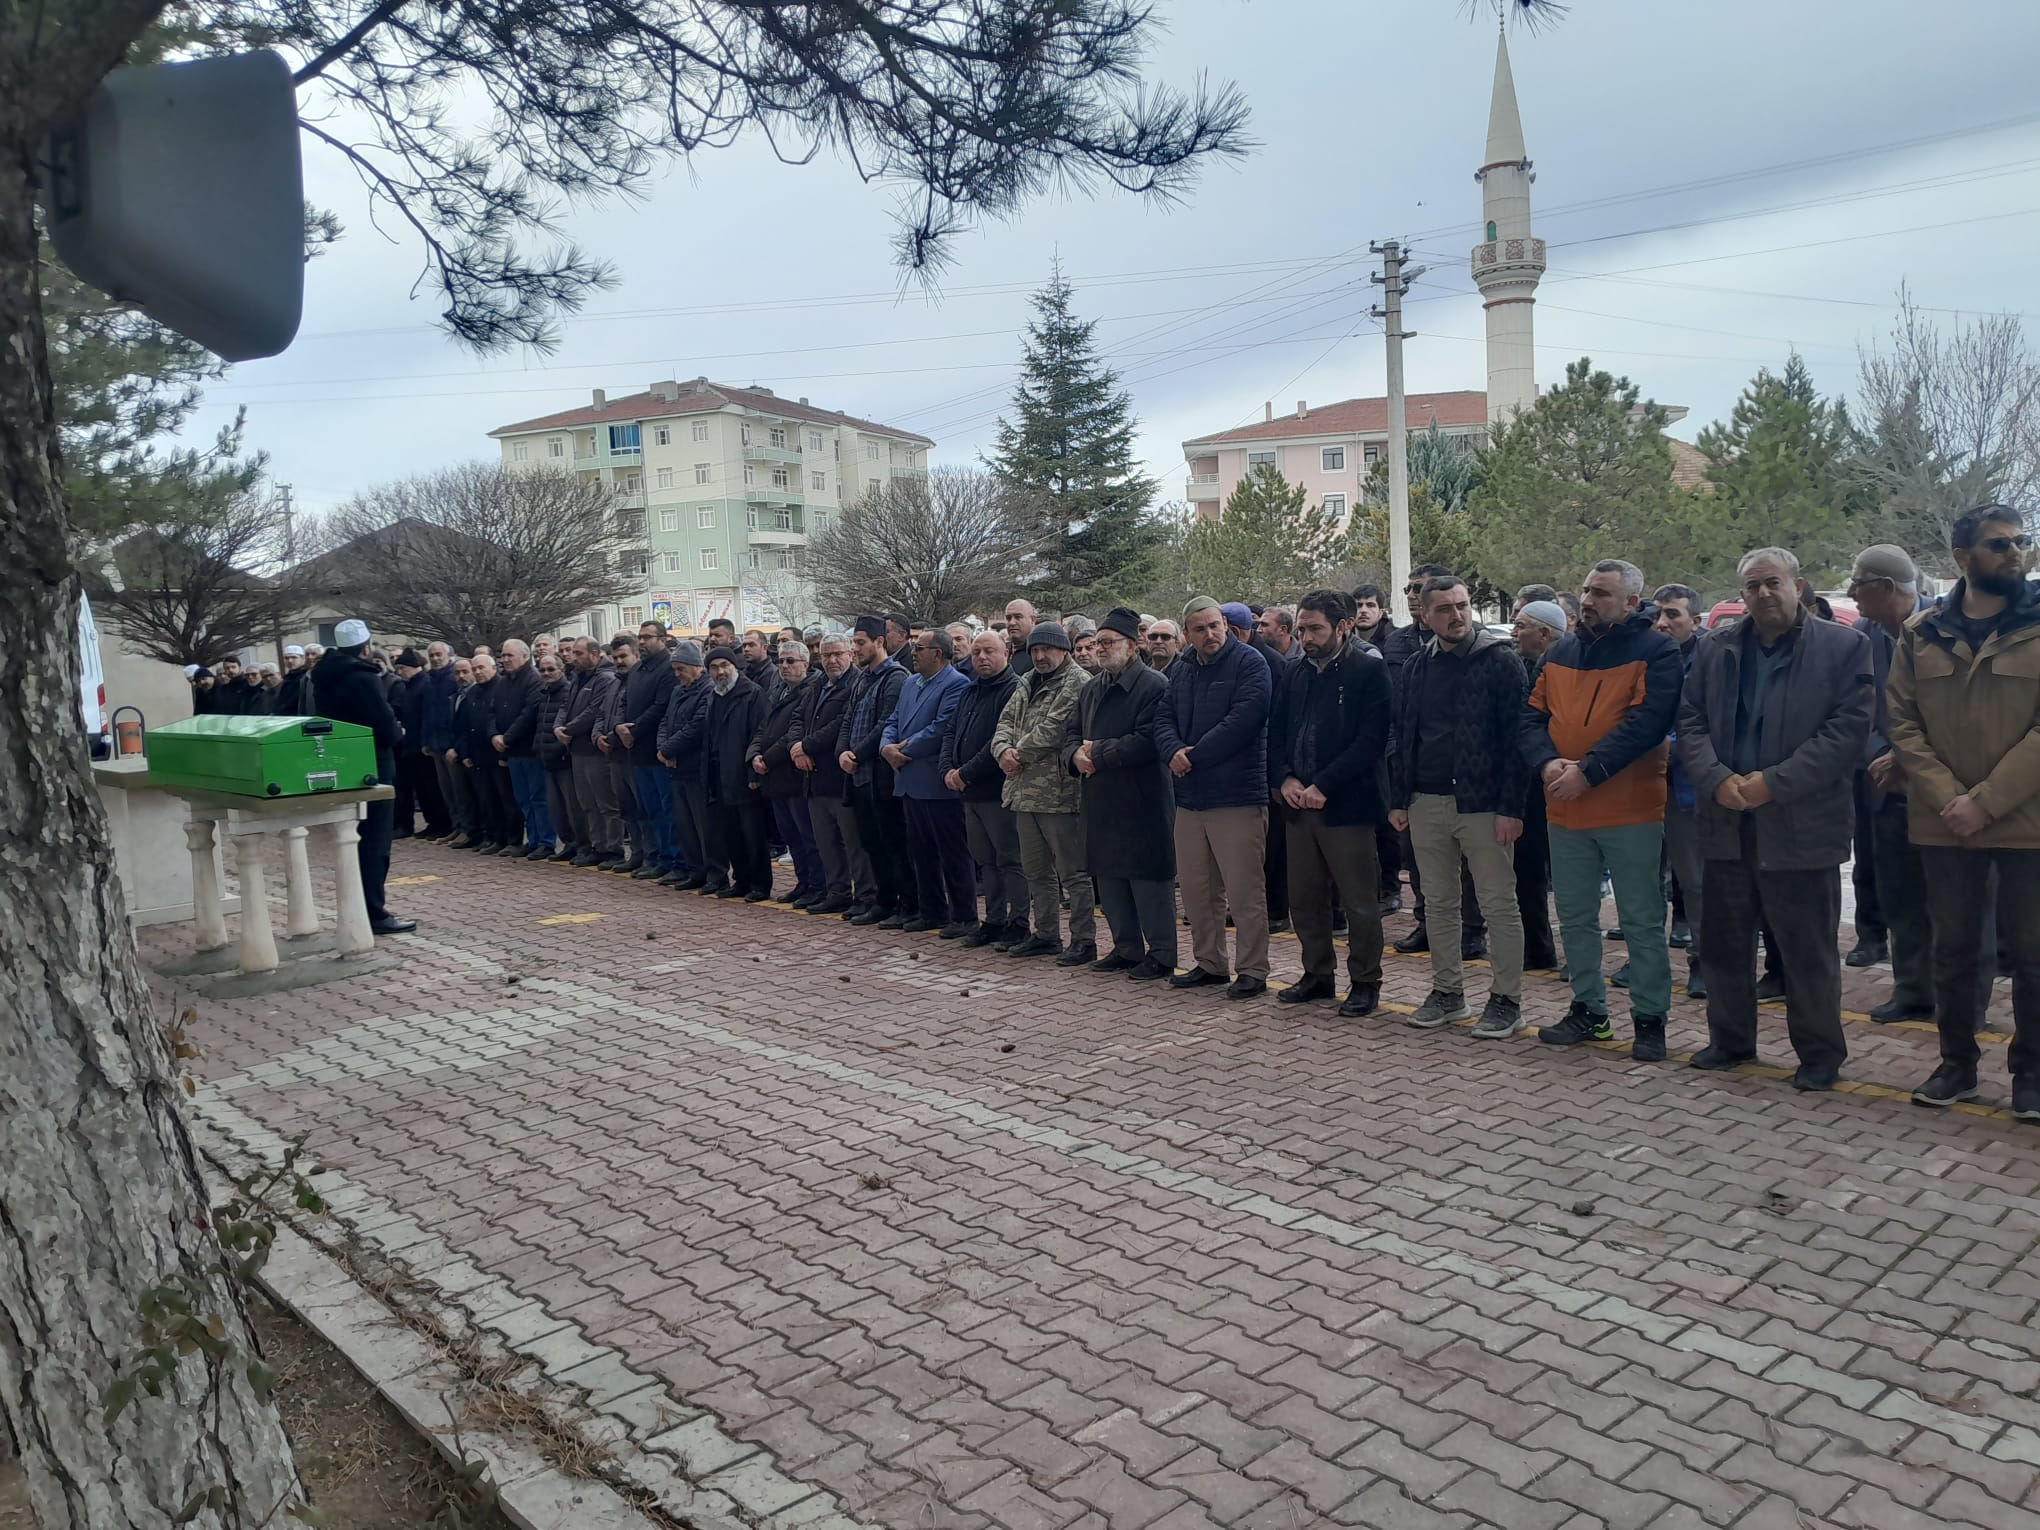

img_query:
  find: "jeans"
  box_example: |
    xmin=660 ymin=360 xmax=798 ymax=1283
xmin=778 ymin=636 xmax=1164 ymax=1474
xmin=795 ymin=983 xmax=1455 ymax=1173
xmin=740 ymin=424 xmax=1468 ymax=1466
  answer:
xmin=903 ymin=796 xmax=976 ymax=925
xmin=633 ymin=764 xmax=677 ymax=870
xmin=670 ymin=773 xmax=709 ymax=877
xmin=1407 ymin=795 xmax=1522 ymax=1000
xmin=1286 ymin=812 xmax=1383 ymax=990
xmin=1919 ymin=845 xmax=2040 ymax=1080
xmin=1702 ymin=823 xmax=1847 ymax=1072
xmin=1096 ymin=877 xmax=1177 ymax=968
xmin=508 ymin=757 xmax=552 ymax=848
xmin=963 ymin=801 xmax=1026 ymax=926
xmin=1016 ymin=810 xmax=1094 ymax=948
xmin=1550 ymin=820 xmax=1671 ymax=1018
xmin=772 ymin=797 xmax=823 ymax=897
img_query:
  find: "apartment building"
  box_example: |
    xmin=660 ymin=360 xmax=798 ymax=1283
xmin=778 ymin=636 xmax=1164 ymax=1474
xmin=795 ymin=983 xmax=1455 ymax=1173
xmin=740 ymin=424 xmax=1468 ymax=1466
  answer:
xmin=490 ymin=377 xmax=933 ymax=634
xmin=1180 ymin=392 xmax=1490 ymax=524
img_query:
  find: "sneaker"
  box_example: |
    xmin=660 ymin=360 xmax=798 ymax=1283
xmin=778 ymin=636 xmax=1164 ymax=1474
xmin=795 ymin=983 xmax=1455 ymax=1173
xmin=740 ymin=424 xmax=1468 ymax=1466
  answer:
xmin=1793 ymin=1064 xmax=1839 ymax=1092
xmin=1870 ymin=998 xmax=1934 ymax=1024
xmin=2013 ymin=1077 xmax=2040 ymax=1123
xmin=1007 ymin=935 xmax=1061 ymax=959
xmin=991 ymin=922 xmax=1030 ymax=952
xmin=1278 ymin=976 xmax=1335 ymax=1005
xmin=1226 ymin=975 xmax=1268 ymax=1000
xmin=1392 ymin=926 xmax=1430 ymax=955
xmin=1268 ymin=917 xmax=1292 ymax=935
xmin=1091 ymin=950 xmax=1142 ymax=972
xmin=1911 ymin=1063 xmax=1979 ymax=1108
xmin=1668 ymin=920 xmax=1693 ymax=949
xmin=1169 ymin=967 xmax=1230 ymax=989
xmin=1690 ymin=1044 xmax=1755 ymax=1071
xmin=1631 ymin=1015 xmax=1667 ymax=1063
xmin=1338 ymin=985 xmax=1380 ymax=1018
xmin=1755 ymin=972 xmax=1786 ymax=1002
xmin=1610 ymin=961 xmax=1631 ymax=990
xmin=1377 ymin=893 xmax=1404 ymax=917
xmin=1126 ymin=958 xmax=1173 ymax=982
xmin=1539 ymin=1003 xmax=1612 ymax=1046
xmin=1056 ymin=943 xmax=1098 ymax=968
xmin=1470 ymin=995 xmax=1526 ymax=1039
xmin=1845 ymin=938 xmax=1888 ymax=969
xmin=1407 ymin=989 xmax=1471 ymax=1029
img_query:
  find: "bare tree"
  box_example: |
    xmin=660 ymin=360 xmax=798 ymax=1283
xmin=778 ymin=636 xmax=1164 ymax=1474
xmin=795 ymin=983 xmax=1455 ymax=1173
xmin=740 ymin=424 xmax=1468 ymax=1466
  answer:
xmin=85 ymin=490 xmax=299 ymax=665
xmin=807 ymin=468 xmax=1051 ymax=623
xmin=1855 ymin=288 xmax=2040 ymax=569
xmin=299 ymin=463 xmax=643 ymax=648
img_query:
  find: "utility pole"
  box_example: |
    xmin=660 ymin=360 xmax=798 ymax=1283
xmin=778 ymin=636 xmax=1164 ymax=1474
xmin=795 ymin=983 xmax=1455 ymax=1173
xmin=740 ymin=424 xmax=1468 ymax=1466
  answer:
xmin=273 ymin=481 xmax=295 ymax=665
xmin=1370 ymin=241 xmax=1424 ymax=623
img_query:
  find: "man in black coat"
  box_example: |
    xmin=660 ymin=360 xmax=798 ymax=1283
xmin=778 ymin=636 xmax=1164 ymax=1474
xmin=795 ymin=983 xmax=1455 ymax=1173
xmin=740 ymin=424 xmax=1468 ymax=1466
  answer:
xmin=616 ymin=624 xmax=678 ymax=879
xmin=532 ymin=650 xmax=579 ymax=861
xmin=310 ymin=620 xmax=414 ymax=934
xmin=748 ymin=640 xmax=824 ymax=905
xmin=389 ymin=649 xmax=428 ymax=838
xmin=557 ymin=639 xmax=624 ymax=867
xmin=941 ymin=630 xmax=1026 ymax=947
xmin=656 ymin=643 xmax=712 ymax=887
xmin=795 ymin=633 xmax=866 ymax=914
xmin=837 ymin=615 xmax=912 ymax=925
xmin=1269 ymin=590 xmax=1394 ymax=1017
xmin=274 ymin=646 xmax=314 ymax=716
xmin=1066 ymin=608 xmax=1176 ymax=979
xmin=462 ymin=653 xmax=520 ymax=852
xmin=701 ymin=647 xmax=771 ymax=899
xmin=493 ymin=638 xmax=548 ymax=857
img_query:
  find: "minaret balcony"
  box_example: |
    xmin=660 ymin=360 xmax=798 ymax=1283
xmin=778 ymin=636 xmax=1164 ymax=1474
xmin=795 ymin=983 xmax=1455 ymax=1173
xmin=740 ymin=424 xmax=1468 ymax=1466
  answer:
xmin=1471 ymin=236 xmax=1547 ymax=287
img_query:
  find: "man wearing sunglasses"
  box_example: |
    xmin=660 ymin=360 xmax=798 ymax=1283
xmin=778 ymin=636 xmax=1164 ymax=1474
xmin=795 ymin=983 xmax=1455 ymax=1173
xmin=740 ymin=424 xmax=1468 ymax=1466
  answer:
xmin=1890 ymin=504 xmax=2040 ymax=1121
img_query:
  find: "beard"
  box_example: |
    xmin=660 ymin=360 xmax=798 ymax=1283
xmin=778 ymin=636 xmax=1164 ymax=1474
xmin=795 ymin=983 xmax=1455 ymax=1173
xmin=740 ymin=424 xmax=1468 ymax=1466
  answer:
xmin=1972 ymin=566 xmax=2023 ymax=598
xmin=711 ymin=673 xmax=736 ymax=695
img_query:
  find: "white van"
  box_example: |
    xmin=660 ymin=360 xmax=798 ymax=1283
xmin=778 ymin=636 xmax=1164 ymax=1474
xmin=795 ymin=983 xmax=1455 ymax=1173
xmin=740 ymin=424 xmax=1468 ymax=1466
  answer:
xmin=79 ymin=593 xmax=110 ymax=758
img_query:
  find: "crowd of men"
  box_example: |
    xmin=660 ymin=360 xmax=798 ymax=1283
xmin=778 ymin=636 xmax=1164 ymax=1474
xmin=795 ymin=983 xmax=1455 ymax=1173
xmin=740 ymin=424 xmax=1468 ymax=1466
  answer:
xmin=297 ymin=504 xmax=2040 ymax=1122
xmin=185 ymin=645 xmax=322 ymax=717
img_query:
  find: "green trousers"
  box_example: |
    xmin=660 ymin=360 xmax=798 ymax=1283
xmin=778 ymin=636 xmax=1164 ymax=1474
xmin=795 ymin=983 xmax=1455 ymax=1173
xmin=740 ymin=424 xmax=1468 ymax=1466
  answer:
xmin=1549 ymin=820 xmax=1672 ymax=1019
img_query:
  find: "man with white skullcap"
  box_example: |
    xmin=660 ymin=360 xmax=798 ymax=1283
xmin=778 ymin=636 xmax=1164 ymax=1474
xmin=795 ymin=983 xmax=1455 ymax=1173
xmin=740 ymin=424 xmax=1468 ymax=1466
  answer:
xmin=311 ymin=619 xmax=416 ymax=934
xmin=274 ymin=643 xmax=313 ymax=715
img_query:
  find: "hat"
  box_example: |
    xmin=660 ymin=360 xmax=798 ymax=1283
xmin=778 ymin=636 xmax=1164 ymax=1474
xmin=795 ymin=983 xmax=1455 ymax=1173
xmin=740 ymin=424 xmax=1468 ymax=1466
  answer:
xmin=395 ymin=648 xmax=424 ymax=668
xmin=334 ymin=618 xmax=371 ymax=647
xmin=669 ymin=641 xmax=704 ymax=666
xmin=1518 ymin=599 xmax=1568 ymax=636
xmin=853 ymin=615 xmax=887 ymax=640
xmin=1028 ymin=621 xmax=1072 ymax=653
xmin=1100 ymin=607 xmax=1142 ymax=641
xmin=283 ymin=644 xmax=305 ymax=658
xmin=1182 ymin=595 xmax=1221 ymax=622
xmin=1219 ymin=601 xmax=1254 ymax=630
xmin=1851 ymin=544 xmax=1918 ymax=586
xmin=183 ymin=663 xmax=201 ymax=678
xmin=706 ymin=645 xmax=739 ymax=666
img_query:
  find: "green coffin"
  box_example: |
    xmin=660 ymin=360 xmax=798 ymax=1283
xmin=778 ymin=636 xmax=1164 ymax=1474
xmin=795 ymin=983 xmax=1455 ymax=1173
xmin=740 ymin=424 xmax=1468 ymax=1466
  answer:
xmin=148 ymin=715 xmax=381 ymax=798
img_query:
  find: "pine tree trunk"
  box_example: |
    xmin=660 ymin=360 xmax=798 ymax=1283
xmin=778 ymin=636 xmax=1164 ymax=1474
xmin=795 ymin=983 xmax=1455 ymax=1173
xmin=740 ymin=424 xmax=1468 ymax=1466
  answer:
xmin=0 ymin=133 xmax=302 ymax=1528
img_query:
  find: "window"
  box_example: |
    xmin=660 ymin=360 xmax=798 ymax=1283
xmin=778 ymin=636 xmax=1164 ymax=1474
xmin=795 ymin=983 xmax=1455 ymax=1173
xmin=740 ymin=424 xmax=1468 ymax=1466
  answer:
xmin=772 ymin=467 xmax=790 ymax=489
xmin=619 ymin=472 xmax=642 ymax=494
xmin=696 ymin=505 xmax=715 ymax=528
xmin=810 ymin=510 xmax=828 ymax=535
xmin=1322 ymin=493 xmax=1347 ymax=518
xmin=807 ymin=431 xmax=822 ymax=452
xmin=864 ymin=440 xmax=879 ymax=461
xmin=743 ymin=464 xmax=756 ymax=485
xmin=1363 ymin=444 xmax=1381 ymax=466
xmin=659 ymin=508 xmax=679 ymax=532
xmin=615 ymin=510 xmax=644 ymax=535
xmin=511 ymin=440 xmax=530 ymax=462
xmin=745 ymin=550 xmax=760 ymax=570
xmin=810 ymin=470 xmax=826 ymax=491
xmin=694 ymin=462 xmax=711 ymax=484
xmin=633 ymin=558 xmax=648 ymax=578
xmin=547 ymin=437 xmax=564 ymax=458
xmin=1487 ymin=219 xmax=1498 ymax=242
xmin=774 ymin=507 xmax=793 ymax=530
xmin=1321 ymin=446 xmax=1345 ymax=472
xmin=746 ymin=506 xmax=759 ymax=530
xmin=1247 ymin=449 xmax=1276 ymax=469
xmin=700 ymin=549 xmax=720 ymax=572
xmin=740 ymin=424 xmax=752 ymax=445
xmin=655 ymin=466 xmax=673 ymax=489
xmin=622 ymin=606 xmax=643 ymax=628
xmin=662 ymin=551 xmax=684 ymax=574
xmin=654 ymin=426 xmax=671 ymax=446
xmin=691 ymin=419 xmax=709 ymax=442
xmin=608 ymin=423 xmax=641 ymax=453
xmin=769 ymin=427 xmax=786 ymax=448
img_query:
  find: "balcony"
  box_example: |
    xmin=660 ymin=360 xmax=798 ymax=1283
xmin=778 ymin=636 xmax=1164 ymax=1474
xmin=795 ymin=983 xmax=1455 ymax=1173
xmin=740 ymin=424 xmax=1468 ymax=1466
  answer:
xmin=748 ymin=527 xmax=806 ymax=547
xmin=744 ymin=482 xmax=805 ymax=506
xmin=889 ymin=464 xmax=928 ymax=479
xmin=743 ymin=443 xmax=802 ymax=465
xmin=1186 ymin=473 xmax=1221 ymax=503
xmin=612 ymin=489 xmax=646 ymax=510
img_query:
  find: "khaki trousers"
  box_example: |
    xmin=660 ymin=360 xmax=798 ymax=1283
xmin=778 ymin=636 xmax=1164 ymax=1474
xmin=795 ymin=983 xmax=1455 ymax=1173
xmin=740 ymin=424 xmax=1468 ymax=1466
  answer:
xmin=1408 ymin=793 xmax=1522 ymax=999
xmin=1176 ymin=805 xmax=1270 ymax=980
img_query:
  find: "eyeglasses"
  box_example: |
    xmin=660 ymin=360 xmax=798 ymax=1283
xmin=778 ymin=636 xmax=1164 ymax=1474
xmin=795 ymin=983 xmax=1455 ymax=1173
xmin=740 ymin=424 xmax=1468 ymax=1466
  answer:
xmin=776 ymin=656 xmax=804 ymax=665
xmin=1978 ymin=534 xmax=2032 ymax=553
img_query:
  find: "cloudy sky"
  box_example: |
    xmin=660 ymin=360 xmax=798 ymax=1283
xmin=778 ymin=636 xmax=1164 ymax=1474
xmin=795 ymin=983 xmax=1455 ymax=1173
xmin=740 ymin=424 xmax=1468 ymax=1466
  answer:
xmin=183 ymin=0 xmax=2040 ymax=520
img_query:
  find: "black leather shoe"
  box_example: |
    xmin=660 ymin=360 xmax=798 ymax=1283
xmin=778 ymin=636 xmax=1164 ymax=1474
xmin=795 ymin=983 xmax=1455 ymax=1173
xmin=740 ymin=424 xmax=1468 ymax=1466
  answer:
xmin=1226 ymin=975 xmax=1268 ymax=1000
xmin=900 ymin=917 xmax=937 ymax=933
xmin=1690 ymin=1045 xmax=1756 ymax=1071
xmin=1091 ymin=950 xmax=1142 ymax=972
xmin=1461 ymin=935 xmax=1488 ymax=962
xmin=570 ymin=851 xmax=600 ymax=867
xmin=1169 ymin=967 xmax=1230 ymax=989
xmin=1870 ymin=998 xmax=1934 ymax=1024
xmin=961 ymin=922 xmax=1000 ymax=948
xmin=1278 ymin=976 xmax=1335 ymax=1005
xmin=369 ymin=915 xmax=417 ymax=935
xmin=1755 ymin=972 xmax=1786 ymax=1002
xmin=743 ymin=890 xmax=771 ymax=903
xmin=877 ymin=912 xmax=908 ymax=930
xmin=1338 ymin=986 xmax=1380 ymax=1017
xmin=1792 ymin=1064 xmax=1839 ymax=1092
xmin=1393 ymin=927 xmax=1429 ymax=955
xmin=939 ymin=921 xmax=974 ymax=939
xmin=475 ymin=841 xmax=502 ymax=855
xmin=848 ymin=906 xmax=886 ymax=926
xmin=657 ymin=870 xmax=688 ymax=886
xmin=1845 ymin=938 xmax=1888 ymax=968
xmin=1126 ymin=958 xmax=1173 ymax=982
xmin=811 ymin=897 xmax=853 ymax=915
xmin=1056 ymin=943 xmax=1097 ymax=967
xmin=715 ymin=886 xmax=746 ymax=900
xmin=1007 ymin=935 xmax=1061 ymax=959
xmin=632 ymin=864 xmax=664 ymax=879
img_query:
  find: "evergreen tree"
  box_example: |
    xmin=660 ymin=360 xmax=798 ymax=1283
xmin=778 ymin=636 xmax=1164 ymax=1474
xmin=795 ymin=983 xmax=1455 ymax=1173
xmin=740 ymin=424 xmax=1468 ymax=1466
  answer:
xmin=1185 ymin=463 xmax=1352 ymax=604
xmin=1697 ymin=353 xmax=1860 ymax=577
xmin=990 ymin=264 xmax=1160 ymax=603
xmin=1847 ymin=381 xmax=2006 ymax=576
xmin=1468 ymin=358 xmax=1701 ymax=595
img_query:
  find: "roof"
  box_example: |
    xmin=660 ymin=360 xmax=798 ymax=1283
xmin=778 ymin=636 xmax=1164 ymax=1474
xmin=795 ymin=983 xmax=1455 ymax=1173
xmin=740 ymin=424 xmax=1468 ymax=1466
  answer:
xmin=489 ymin=379 xmax=934 ymax=446
xmin=1484 ymin=26 xmax=1527 ymax=168
xmin=1668 ymin=438 xmax=1711 ymax=491
xmin=1184 ymin=391 xmax=1490 ymax=448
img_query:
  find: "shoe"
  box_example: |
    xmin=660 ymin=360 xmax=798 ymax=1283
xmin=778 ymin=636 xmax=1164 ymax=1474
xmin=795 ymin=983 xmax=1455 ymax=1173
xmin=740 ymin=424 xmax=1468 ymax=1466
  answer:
xmin=848 ymin=907 xmax=886 ymax=926
xmin=1007 ymin=935 xmax=1060 ymax=959
xmin=1539 ymin=1003 xmax=1612 ymax=1046
xmin=877 ymin=913 xmax=908 ymax=930
xmin=1268 ymin=917 xmax=1292 ymax=935
xmin=656 ymin=870 xmax=688 ymax=887
xmin=1631 ymin=1015 xmax=1667 ymax=1062
xmin=523 ymin=844 xmax=552 ymax=861
xmin=1056 ymin=943 xmax=1098 ymax=967
xmin=1911 ymin=1063 xmax=1980 ymax=1108
xmin=1338 ymin=985 xmax=1380 ymax=1018
xmin=1091 ymin=950 xmax=1142 ymax=972
xmin=1126 ymin=958 xmax=1173 ymax=982
xmin=496 ymin=843 xmax=524 ymax=857
xmin=1685 ymin=968 xmax=1708 ymax=1001
xmin=715 ymin=886 xmax=746 ymax=900
xmin=1793 ymin=1064 xmax=1839 ymax=1092
xmin=1461 ymin=935 xmax=1488 ymax=962
xmin=2013 ymin=1077 xmax=2040 ymax=1123
xmin=549 ymin=848 xmax=577 ymax=863
xmin=1845 ymin=938 xmax=1889 ymax=968
xmin=1169 ymin=967 xmax=1230 ymax=989
xmin=1669 ymin=921 xmax=1693 ymax=949
xmin=1278 ymin=976 xmax=1335 ymax=1005
xmin=475 ymin=841 xmax=502 ymax=854
xmin=900 ymin=917 xmax=937 ymax=933
xmin=447 ymin=835 xmax=476 ymax=850
xmin=1756 ymin=972 xmax=1786 ymax=1002
xmin=1605 ymin=926 xmax=1624 ymax=942
xmin=1393 ymin=926 xmax=1430 ymax=955
xmin=570 ymin=852 xmax=600 ymax=867
xmin=632 ymin=864 xmax=665 ymax=880
xmin=811 ymin=896 xmax=852 ymax=915
xmin=369 ymin=915 xmax=418 ymax=935
xmin=1407 ymin=989 xmax=1470 ymax=1029
xmin=961 ymin=922 xmax=1000 ymax=949
xmin=1226 ymin=975 xmax=1268 ymax=1000
xmin=596 ymin=857 xmax=626 ymax=873
xmin=1377 ymin=893 xmax=1403 ymax=917
xmin=743 ymin=890 xmax=771 ymax=903
xmin=1870 ymin=998 xmax=1934 ymax=1024
xmin=1471 ymin=995 xmax=1526 ymax=1040
xmin=991 ymin=922 xmax=1030 ymax=952
xmin=939 ymin=921 xmax=975 ymax=939
xmin=393 ymin=829 xmax=415 ymax=840
xmin=1691 ymin=1044 xmax=1755 ymax=1071
xmin=1610 ymin=961 xmax=1631 ymax=990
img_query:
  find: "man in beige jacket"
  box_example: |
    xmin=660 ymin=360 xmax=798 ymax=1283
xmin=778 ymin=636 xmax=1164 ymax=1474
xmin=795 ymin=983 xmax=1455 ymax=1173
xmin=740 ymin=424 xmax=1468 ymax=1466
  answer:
xmin=1887 ymin=503 xmax=2040 ymax=1121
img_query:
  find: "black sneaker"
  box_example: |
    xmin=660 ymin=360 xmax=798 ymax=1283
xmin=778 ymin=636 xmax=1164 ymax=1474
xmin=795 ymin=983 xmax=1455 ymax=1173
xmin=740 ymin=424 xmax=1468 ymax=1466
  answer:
xmin=1668 ymin=921 xmax=1693 ymax=949
xmin=1338 ymin=985 xmax=1380 ymax=1018
xmin=1169 ymin=967 xmax=1230 ymax=989
xmin=1912 ymin=1063 xmax=1980 ymax=1108
xmin=1690 ymin=1044 xmax=1755 ymax=1071
xmin=1056 ymin=943 xmax=1098 ymax=968
xmin=1538 ymin=1003 xmax=1612 ymax=1047
xmin=1407 ymin=989 xmax=1471 ymax=1029
xmin=1610 ymin=961 xmax=1631 ymax=990
xmin=1007 ymin=935 xmax=1061 ymax=959
xmin=1392 ymin=926 xmax=1430 ymax=955
xmin=1278 ymin=976 xmax=1335 ymax=1005
xmin=1092 ymin=950 xmax=1142 ymax=972
xmin=2013 ymin=1076 xmax=2040 ymax=1123
xmin=1631 ymin=1015 xmax=1667 ymax=1063
xmin=939 ymin=922 xmax=975 ymax=939
xmin=990 ymin=922 xmax=1030 ymax=952
xmin=571 ymin=852 xmax=600 ymax=867
xmin=1461 ymin=935 xmax=1488 ymax=962
xmin=1793 ymin=1064 xmax=1839 ymax=1092
xmin=1845 ymin=938 xmax=1888 ymax=968
xmin=1226 ymin=975 xmax=1268 ymax=1000
xmin=1126 ymin=958 xmax=1173 ymax=982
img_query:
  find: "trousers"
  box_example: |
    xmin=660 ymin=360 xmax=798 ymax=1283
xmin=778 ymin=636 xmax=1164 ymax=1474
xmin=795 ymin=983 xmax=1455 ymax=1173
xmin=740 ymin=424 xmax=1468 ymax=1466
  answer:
xmin=810 ymin=792 xmax=868 ymax=903
xmin=670 ymin=773 xmax=709 ymax=876
xmin=1286 ymin=812 xmax=1383 ymax=990
xmin=633 ymin=764 xmax=678 ymax=871
xmin=1097 ymin=877 xmax=1178 ymax=969
xmin=1550 ymin=820 xmax=1671 ymax=1018
xmin=852 ymin=780 xmax=914 ymax=914
xmin=1663 ymin=802 xmax=1705 ymax=977
xmin=904 ymin=796 xmax=976 ymax=925
xmin=963 ymin=801 xmax=1026 ymax=926
xmin=544 ymin=767 xmax=580 ymax=853
xmin=1517 ymin=786 xmax=1557 ymax=970
xmin=360 ymin=749 xmax=396 ymax=921
xmin=707 ymin=793 xmax=772 ymax=896
xmin=773 ymin=797 xmax=823 ymax=898
xmin=1408 ymin=795 xmax=1523 ymax=999
xmin=570 ymin=753 xmax=623 ymax=853
xmin=1919 ymin=845 xmax=2040 ymax=1080
xmin=1176 ymin=805 xmax=1270 ymax=980
xmin=435 ymin=751 xmax=477 ymax=838
xmin=508 ymin=757 xmax=551 ymax=848
xmin=471 ymin=758 xmax=520 ymax=846
xmin=1702 ymin=829 xmax=1847 ymax=1072
xmin=1016 ymin=810 xmax=1094 ymax=948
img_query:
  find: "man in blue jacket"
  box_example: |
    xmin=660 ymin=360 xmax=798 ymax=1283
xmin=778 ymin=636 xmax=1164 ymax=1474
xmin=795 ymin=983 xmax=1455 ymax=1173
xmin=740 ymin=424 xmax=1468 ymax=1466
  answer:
xmin=883 ymin=628 xmax=974 ymax=935
xmin=1156 ymin=596 xmax=1275 ymax=999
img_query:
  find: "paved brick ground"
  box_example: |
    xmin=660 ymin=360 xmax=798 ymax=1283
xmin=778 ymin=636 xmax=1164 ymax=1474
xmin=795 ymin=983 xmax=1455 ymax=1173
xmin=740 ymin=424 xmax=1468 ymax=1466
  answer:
xmin=152 ymin=838 xmax=2040 ymax=1529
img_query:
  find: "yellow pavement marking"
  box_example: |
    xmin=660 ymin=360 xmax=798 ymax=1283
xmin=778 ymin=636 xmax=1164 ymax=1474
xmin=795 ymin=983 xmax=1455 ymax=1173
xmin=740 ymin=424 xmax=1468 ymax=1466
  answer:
xmin=388 ymin=874 xmax=442 ymax=887
xmin=535 ymin=912 xmax=605 ymax=926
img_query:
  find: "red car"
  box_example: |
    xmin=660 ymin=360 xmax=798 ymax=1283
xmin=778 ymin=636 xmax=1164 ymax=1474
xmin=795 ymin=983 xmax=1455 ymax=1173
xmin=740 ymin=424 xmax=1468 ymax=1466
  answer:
xmin=1703 ymin=596 xmax=1858 ymax=630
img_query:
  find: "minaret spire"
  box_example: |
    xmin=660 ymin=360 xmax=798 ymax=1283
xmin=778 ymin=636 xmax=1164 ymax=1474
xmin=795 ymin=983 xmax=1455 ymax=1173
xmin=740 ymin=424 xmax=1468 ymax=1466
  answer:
xmin=1471 ymin=22 xmax=1546 ymax=425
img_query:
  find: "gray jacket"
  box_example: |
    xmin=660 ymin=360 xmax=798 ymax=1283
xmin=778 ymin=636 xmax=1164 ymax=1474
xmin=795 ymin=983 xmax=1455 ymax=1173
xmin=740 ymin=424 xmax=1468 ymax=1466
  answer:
xmin=1675 ymin=613 xmax=1874 ymax=870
